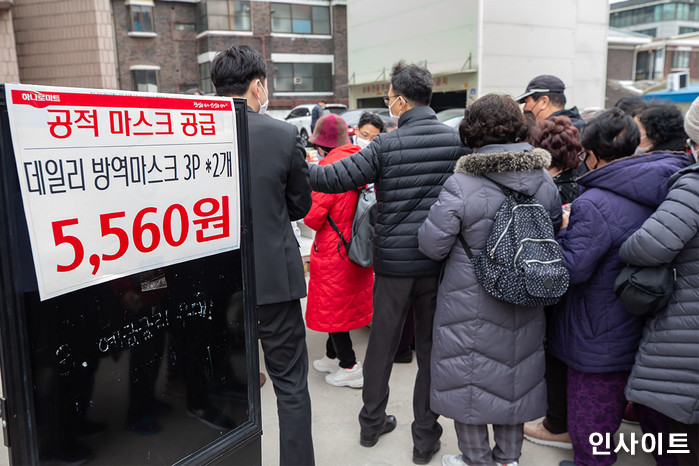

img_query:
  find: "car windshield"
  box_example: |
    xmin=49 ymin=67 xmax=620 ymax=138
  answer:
xmin=340 ymin=109 xmax=391 ymax=126
xmin=436 ymin=108 xmax=466 ymax=122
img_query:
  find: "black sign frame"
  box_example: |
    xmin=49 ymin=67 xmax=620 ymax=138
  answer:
xmin=0 ymin=87 xmax=261 ymax=465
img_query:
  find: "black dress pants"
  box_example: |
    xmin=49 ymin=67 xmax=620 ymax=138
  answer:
xmin=258 ymin=299 xmax=315 ymax=466
xmin=358 ymin=275 xmax=442 ymax=451
xmin=543 ymin=306 xmax=568 ymax=434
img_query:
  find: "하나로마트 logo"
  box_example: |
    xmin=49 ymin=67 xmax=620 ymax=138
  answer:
xmin=18 ymin=91 xmax=61 ymax=108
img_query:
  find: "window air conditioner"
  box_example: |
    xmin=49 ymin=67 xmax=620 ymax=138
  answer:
xmin=667 ymin=71 xmax=689 ymax=91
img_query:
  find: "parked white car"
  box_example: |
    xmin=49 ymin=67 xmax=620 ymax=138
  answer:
xmin=284 ymin=103 xmax=347 ymax=147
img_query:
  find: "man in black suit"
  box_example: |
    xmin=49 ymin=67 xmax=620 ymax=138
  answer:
xmin=211 ymin=45 xmax=314 ymax=466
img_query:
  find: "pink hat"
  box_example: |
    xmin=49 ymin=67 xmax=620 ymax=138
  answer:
xmin=308 ymin=113 xmax=350 ymax=148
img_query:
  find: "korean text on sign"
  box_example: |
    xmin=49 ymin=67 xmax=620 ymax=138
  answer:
xmin=5 ymin=84 xmax=241 ymax=300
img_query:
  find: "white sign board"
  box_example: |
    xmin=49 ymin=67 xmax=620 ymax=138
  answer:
xmin=4 ymin=84 xmax=240 ymax=300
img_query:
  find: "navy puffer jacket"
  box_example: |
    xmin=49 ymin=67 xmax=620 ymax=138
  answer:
xmin=549 ymin=151 xmax=691 ymax=373
xmin=309 ymin=106 xmax=471 ymax=277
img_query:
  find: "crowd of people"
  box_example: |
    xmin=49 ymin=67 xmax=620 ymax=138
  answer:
xmin=210 ymin=44 xmax=698 ymax=466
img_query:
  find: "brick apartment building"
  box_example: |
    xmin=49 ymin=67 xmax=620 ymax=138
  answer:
xmin=607 ymin=1 xmax=699 ymax=105
xmin=2 ymin=0 xmax=348 ymax=109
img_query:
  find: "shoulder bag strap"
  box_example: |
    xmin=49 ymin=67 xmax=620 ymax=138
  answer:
xmin=457 ymin=233 xmax=474 ymax=260
xmin=326 ymin=214 xmax=350 ymax=256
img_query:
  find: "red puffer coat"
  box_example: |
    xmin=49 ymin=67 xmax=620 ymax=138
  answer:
xmin=304 ymin=143 xmax=373 ymax=332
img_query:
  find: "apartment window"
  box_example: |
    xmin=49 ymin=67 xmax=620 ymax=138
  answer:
xmin=129 ymin=5 xmax=155 ymax=33
xmin=200 ymin=62 xmax=213 ymax=95
xmin=672 ymin=50 xmax=690 ymax=68
xmin=274 ymin=63 xmax=332 ymax=92
xmin=635 ymin=28 xmax=657 ymax=37
xmin=174 ymin=23 xmax=196 ymax=31
xmin=197 ymin=0 xmax=251 ymax=32
xmin=132 ymin=69 xmax=158 ymax=92
xmin=635 ymin=51 xmax=652 ymax=81
xmin=271 ymin=3 xmax=330 ymax=35
xmin=662 ymin=3 xmax=676 ymax=21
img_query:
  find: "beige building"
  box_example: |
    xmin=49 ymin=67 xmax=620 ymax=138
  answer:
xmin=0 ymin=1 xmax=19 ymax=84
xmin=8 ymin=0 xmax=118 ymax=89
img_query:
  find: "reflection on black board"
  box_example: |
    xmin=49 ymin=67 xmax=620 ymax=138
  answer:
xmin=25 ymin=250 xmax=248 ymax=465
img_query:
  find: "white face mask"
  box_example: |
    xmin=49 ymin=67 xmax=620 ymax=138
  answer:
xmin=356 ymin=137 xmax=371 ymax=149
xmin=256 ymin=80 xmax=269 ymax=114
xmin=634 ymin=145 xmax=651 ymax=155
xmin=388 ymin=96 xmax=404 ymax=119
xmin=690 ymin=144 xmax=699 ymax=164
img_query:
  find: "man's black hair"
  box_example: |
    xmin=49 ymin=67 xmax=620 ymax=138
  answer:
xmin=358 ymin=112 xmax=385 ymax=132
xmin=531 ymin=91 xmax=566 ymax=108
xmin=390 ymin=61 xmax=433 ymax=106
xmin=581 ymin=108 xmax=640 ymax=162
xmin=211 ymin=45 xmax=267 ymax=97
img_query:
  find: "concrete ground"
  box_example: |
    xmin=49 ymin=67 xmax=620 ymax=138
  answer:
xmin=259 ymin=313 xmax=655 ymax=466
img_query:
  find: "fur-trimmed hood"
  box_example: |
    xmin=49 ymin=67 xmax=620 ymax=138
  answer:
xmin=454 ymin=148 xmax=552 ymax=176
xmin=453 ymin=145 xmax=553 ymax=197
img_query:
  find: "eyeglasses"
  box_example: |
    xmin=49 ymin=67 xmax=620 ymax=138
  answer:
xmin=577 ymin=149 xmax=587 ymax=162
xmin=383 ymin=95 xmax=402 ymax=107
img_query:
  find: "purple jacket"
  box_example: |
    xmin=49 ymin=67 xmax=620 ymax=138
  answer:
xmin=549 ymin=151 xmax=691 ymax=373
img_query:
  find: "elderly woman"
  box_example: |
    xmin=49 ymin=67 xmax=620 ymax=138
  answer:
xmin=304 ymin=113 xmax=374 ymax=389
xmin=523 ymin=115 xmax=584 ymax=449
xmin=619 ymin=97 xmax=699 ymax=466
xmin=634 ymin=103 xmax=687 ymax=154
xmin=550 ymin=108 xmax=691 ymax=466
xmin=418 ymin=94 xmax=561 ymax=466
xmin=530 ymin=116 xmax=583 ymax=205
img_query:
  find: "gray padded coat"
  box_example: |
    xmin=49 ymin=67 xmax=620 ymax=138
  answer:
xmin=309 ymin=106 xmax=470 ymax=277
xmin=418 ymin=144 xmax=561 ymax=425
xmin=620 ymin=164 xmax=699 ymax=425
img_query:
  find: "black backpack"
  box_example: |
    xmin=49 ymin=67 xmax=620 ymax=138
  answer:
xmin=327 ymin=186 xmax=376 ymax=267
xmin=458 ymin=182 xmax=569 ymax=307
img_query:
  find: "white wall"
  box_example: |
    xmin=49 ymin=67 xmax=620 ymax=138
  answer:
xmin=347 ymin=0 xmax=608 ymax=109
xmin=479 ymin=0 xmax=609 ymax=109
xmin=347 ymin=0 xmax=478 ymax=85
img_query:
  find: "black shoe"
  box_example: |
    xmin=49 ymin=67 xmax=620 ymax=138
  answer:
xmin=413 ymin=440 xmax=441 ymax=464
xmin=393 ymin=349 xmax=413 ymax=363
xmin=360 ymin=415 xmax=397 ymax=447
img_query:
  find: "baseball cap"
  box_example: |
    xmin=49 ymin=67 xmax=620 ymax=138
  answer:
xmin=308 ymin=113 xmax=350 ymax=149
xmin=515 ymin=75 xmax=566 ymax=103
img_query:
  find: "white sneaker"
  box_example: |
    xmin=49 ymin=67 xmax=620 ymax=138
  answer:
xmin=324 ymin=362 xmax=363 ymax=388
xmin=312 ymin=356 xmax=339 ymax=373
xmin=442 ymin=454 xmax=467 ymax=466
xmin=494 ymin=462 xmax=518 ymax=466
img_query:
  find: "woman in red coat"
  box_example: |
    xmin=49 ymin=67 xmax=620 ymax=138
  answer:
xmin=304 ymin=113 xmax=377 ymax=388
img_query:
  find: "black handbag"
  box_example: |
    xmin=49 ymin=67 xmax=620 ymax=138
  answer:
xmin=614 ymin=264 xmax=676 ymax=316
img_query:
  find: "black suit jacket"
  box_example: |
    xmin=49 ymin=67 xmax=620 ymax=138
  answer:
xmin=247 ymin=107 xmax=312 ymax=305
